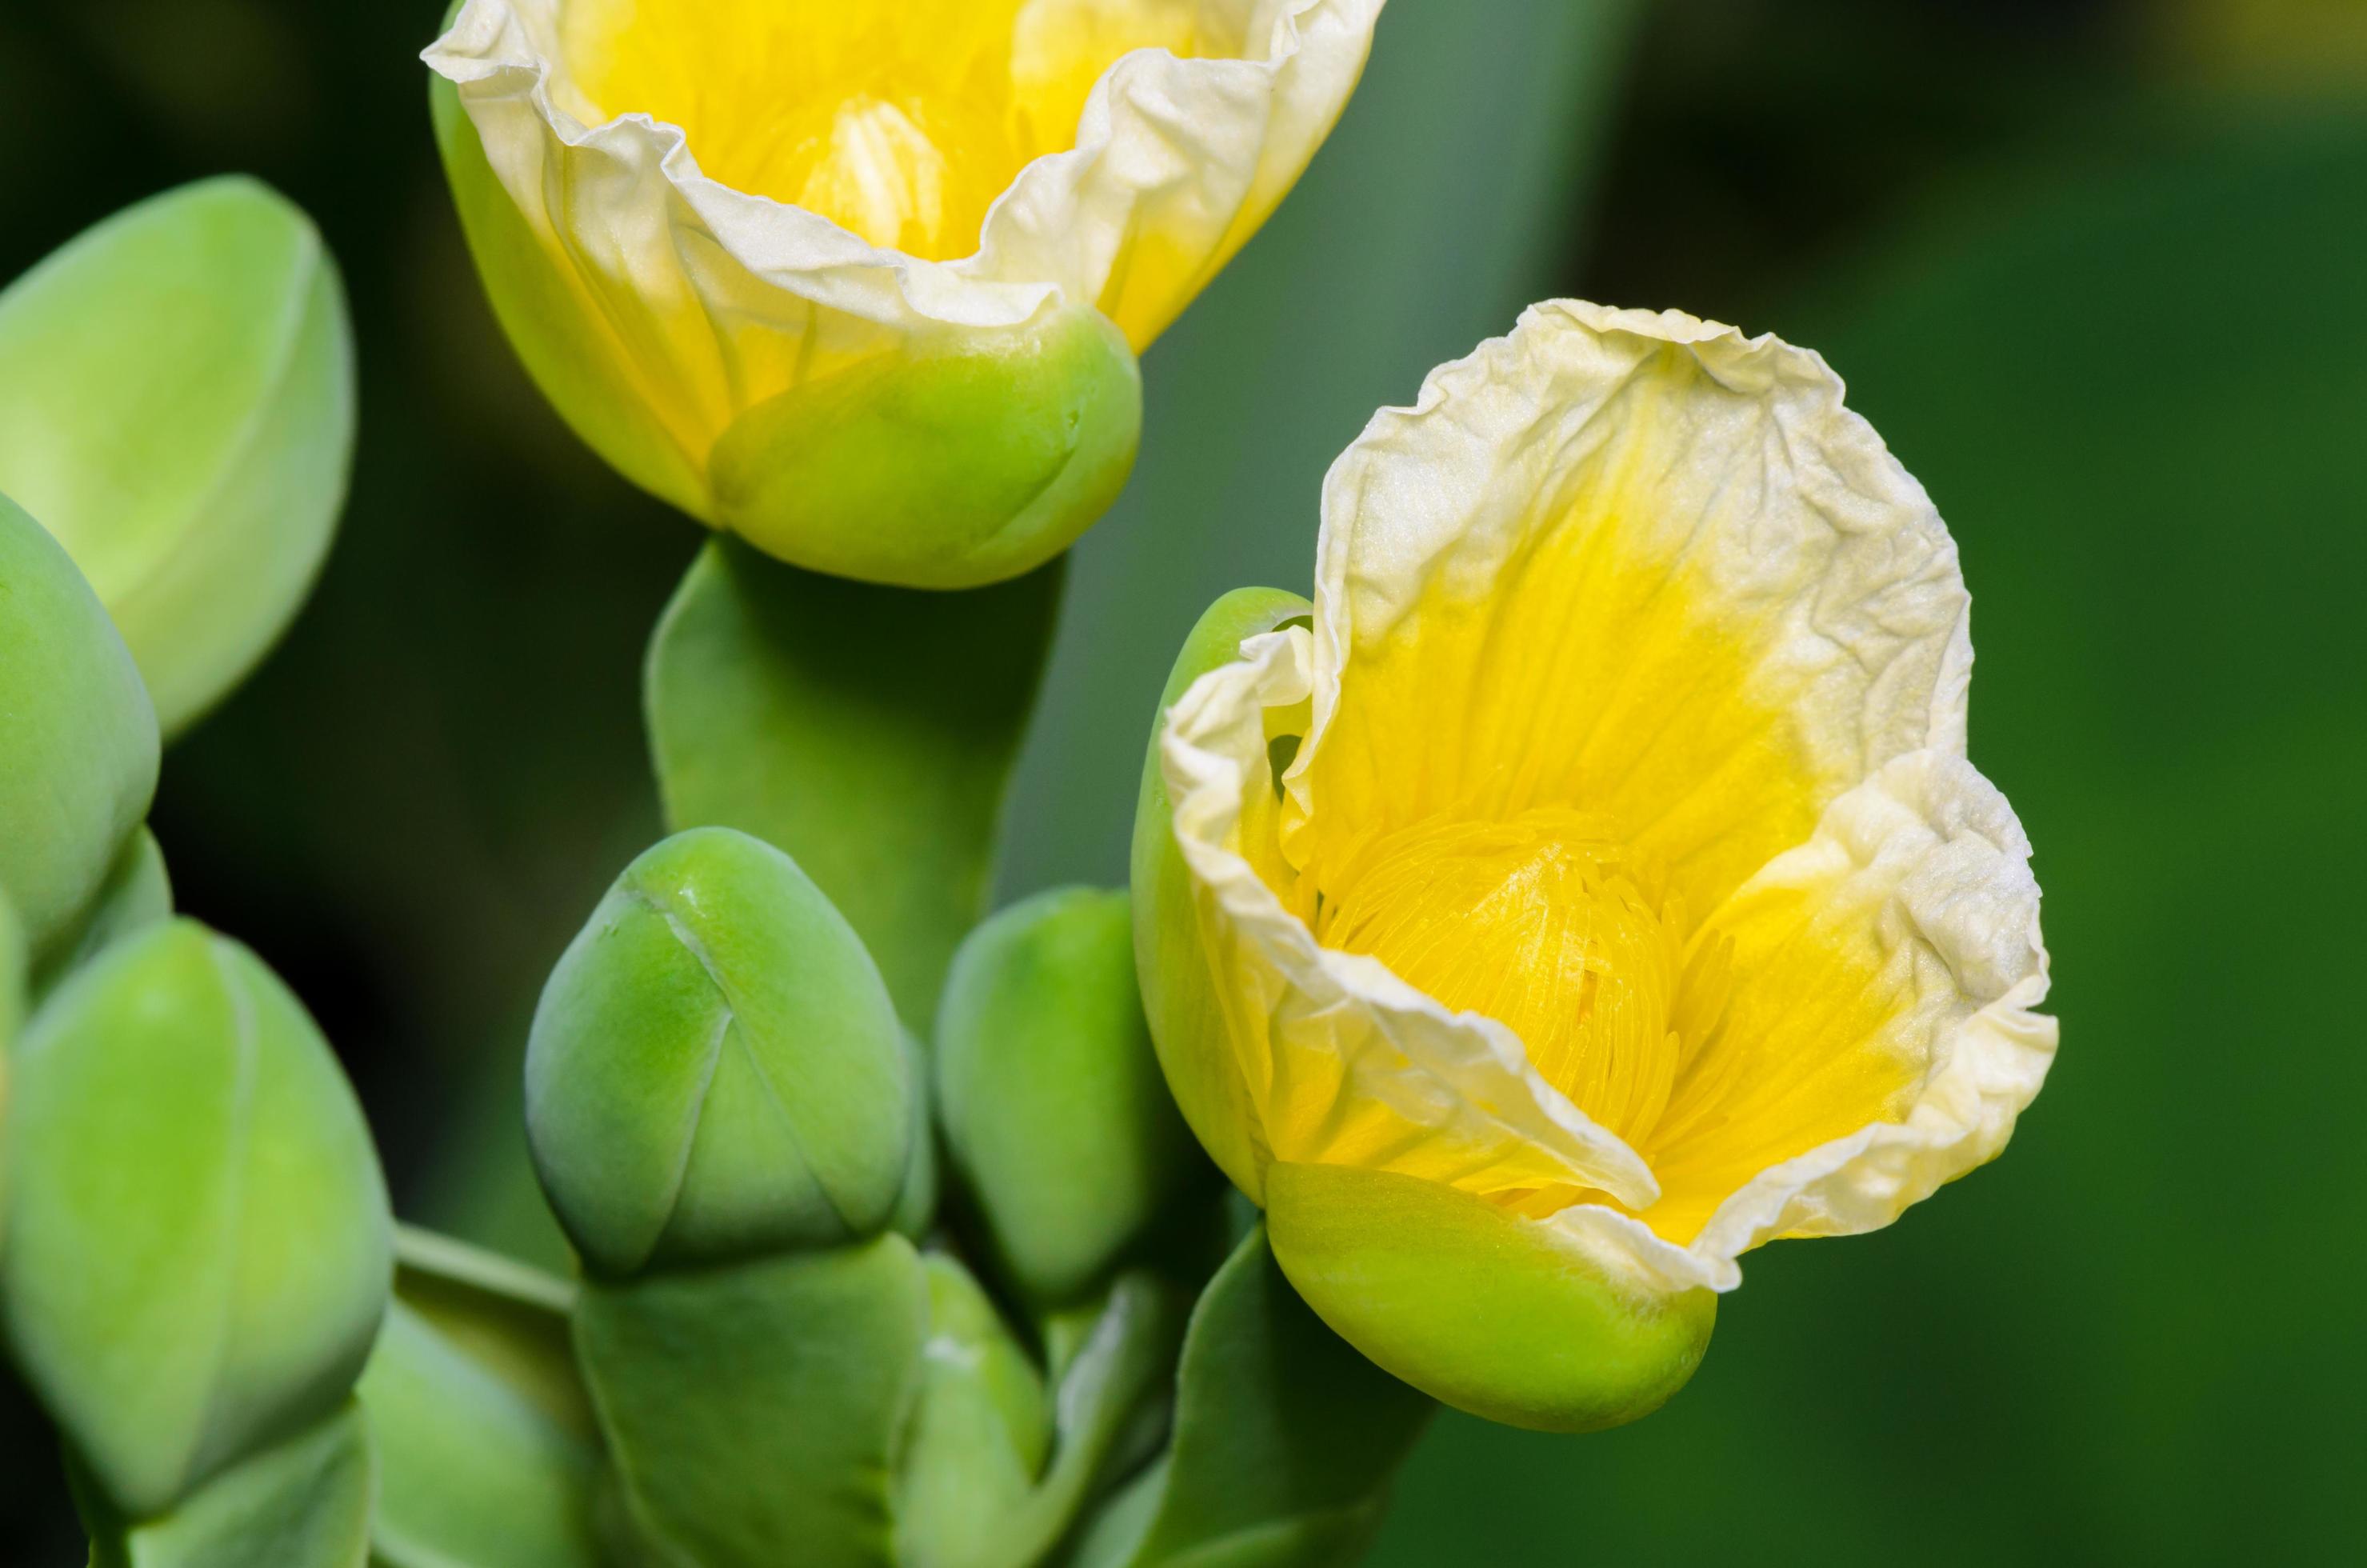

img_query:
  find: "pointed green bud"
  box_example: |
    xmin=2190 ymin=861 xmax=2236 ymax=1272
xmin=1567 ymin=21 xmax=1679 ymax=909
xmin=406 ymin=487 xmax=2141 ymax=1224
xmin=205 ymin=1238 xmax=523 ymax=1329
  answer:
xmin=526 ymin=827 xmax=913 ymax=1278
xmin=937 ymin=887 xmax=1205 ymax=1303
xmin=69 ymin=1401 xmax=374 ymax=1568
xmin=893 ymin=1254 xmax=1053 ymax=1568
xmin=0 ymin=493 xmax=159 ymax=962
xmin=30 ymin=824 xmax=171 ymax=1004
xmin=1264 ymin=1162 xmax=1714 ymax=1434
xmin=709 ymin=306 xmax=1140 ymax=590
xmin=2 ymin=921 xmax=393 ymax=1517
xmin=0 ymin=177 xmax=354 ymax=736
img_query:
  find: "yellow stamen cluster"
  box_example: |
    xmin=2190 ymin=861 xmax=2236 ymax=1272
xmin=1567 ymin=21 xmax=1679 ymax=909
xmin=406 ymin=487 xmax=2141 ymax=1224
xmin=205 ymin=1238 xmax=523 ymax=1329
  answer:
xmin=1316 ymin=808 xmax=1696 ymax=1149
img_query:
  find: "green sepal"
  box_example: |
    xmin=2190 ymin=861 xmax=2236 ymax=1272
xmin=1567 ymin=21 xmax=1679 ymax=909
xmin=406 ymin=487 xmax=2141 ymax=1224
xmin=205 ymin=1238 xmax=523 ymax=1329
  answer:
xmin=1264 ymin=1162 xmax=1714 ymax=1434
xmin=1070 ymin=1227 xmax=1432 ymax=1568
xmin=894 ymin=1254 xmax=1054 ymax=1568
xmin=526 ymin=826 xmax=913 ymax=1277
xmin=0 ymin=492 xmax=158 ymax=964
xmin=647 ymin=538 xmax=1063 ymax=1026
xmin=390 ymin=1225 xmax=590 ymax=1440
xmin=74 ymin=1400 xmax=374 ymax=1568
xmin=0 ymin=177 xmax=354 ymax=737
xmin=575 ymin=1235 xmax=931 ymax=1568
xmin=709 ymin=306 xmax=1141 ymax=590
xmin=938 ymin=887 xmax=1209 ymax=1305
xmin=2 ymin=920 xmax=391 ymax=1518
xmin=1130 ymin=588 xmax=1312 ymax=1202
xmin=360 ymin=1302 xmax=602 ymax=1568
xmin=29 ymin=825 xmax=170 ymax=1006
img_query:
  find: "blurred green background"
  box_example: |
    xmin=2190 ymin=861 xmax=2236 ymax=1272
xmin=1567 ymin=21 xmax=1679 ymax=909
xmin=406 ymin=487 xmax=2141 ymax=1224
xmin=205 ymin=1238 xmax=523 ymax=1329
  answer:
xmin=4 ymin=0 xmax=2364 ymax=1559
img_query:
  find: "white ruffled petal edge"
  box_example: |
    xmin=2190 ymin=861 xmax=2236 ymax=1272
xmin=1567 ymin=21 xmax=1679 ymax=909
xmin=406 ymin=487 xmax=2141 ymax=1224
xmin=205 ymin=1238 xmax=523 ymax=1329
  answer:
xmin=1542 ymin=749 xmax=2055 ymax=1294
xmin=422 ymin=0 xmax=1382 ymax=342
xmin=1162 ymin=625 xmax=1663 ymax=1209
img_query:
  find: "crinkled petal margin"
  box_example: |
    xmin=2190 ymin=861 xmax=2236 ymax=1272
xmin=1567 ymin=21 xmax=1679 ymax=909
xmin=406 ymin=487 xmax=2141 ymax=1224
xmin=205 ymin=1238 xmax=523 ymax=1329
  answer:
xmin=1546 ymin=749 xmax=2053 ymax=1294
xmin=1162 ymin=626 xmax=1661 ymax=1209
xmin=422 ymin=0 xmax=1382 ymax=350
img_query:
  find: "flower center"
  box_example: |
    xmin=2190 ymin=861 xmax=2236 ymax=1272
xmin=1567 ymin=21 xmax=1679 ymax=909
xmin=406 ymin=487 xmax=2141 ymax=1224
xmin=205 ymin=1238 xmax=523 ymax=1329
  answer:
xmin=557 ymin=0 xmax=1213 ymax=260
xmin=1316 ymin=808 xmax=1688 ymax=1146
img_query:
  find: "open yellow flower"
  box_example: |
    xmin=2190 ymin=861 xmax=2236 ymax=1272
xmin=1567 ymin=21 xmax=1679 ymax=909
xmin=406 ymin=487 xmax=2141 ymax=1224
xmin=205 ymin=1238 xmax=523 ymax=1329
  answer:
xmin=423 ymin=0 xmax=1383 ymax=587
xmin=1134 ymin=302 xmax=2056 ymax=1431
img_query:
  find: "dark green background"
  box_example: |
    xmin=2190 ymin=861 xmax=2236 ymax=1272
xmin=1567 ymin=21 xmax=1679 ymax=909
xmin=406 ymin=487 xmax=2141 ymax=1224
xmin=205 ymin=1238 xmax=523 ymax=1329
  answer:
xmin=3 ymin=0 xmax=2361 ymax=1559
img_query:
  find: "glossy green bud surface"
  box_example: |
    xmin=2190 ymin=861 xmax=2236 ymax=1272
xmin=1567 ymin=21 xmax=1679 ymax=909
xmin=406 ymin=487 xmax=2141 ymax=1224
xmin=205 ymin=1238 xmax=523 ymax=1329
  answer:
xmin=361 ymin=1302 xmax=601 ymax=1568
xmin=3 ymin=922 xmax=392 ymax=1517
xmin=74 ymin=1402 xmax=374 ymax=1568
xmin=0 ymin=177 xmax=354 ymax=735
xmin=1265 ymin=1162 xmax=1714 ymax=1434
xmin=894 ymin=1254 xmax=1052 ymax=1568
xmin=709 ymin=306 xmax=1141 ymax=590
xmin=31 ymin=825 xmax=171 ymax=1003
xmin=938 ymin=887 xmax=1205 ymax=1303
xmin=0 ymin=494 xmax=158 ymax=961
xmin=526 ymin=827 xmax=912 ymax=1277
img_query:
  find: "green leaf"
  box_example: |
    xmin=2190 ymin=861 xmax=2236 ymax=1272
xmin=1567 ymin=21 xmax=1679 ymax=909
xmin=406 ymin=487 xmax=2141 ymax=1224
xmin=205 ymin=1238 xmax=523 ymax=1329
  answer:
xmin=0 ymin=176 xmax=354 ymax=737
xmin=2 ymin=921 xmax=391 ymax=1518
xmin=390 ymin=1225 xmax=590 ymax=1440
xmin=526 ymin=827 xmax=913 ymax=1276
xmin=360 ymin=1302 xmax=602 ymax=1568
xmin=75 ymin=1401 xmax=374 ymax=1568
xmin=646 ymin=538 xmax=1063 ymax=1026
xmin=29 ymin=825 xmax=171 ymax=1006
xmin=574 ymin=1235 xmax=931 ymax=1568
xmin=0 ymin=493 xmax=158 ymax=964
xmin=937 ymin=886 xmax=1209 ymax=1305
xmin=1074 ymin=1230 xmax=1432 ymax=1568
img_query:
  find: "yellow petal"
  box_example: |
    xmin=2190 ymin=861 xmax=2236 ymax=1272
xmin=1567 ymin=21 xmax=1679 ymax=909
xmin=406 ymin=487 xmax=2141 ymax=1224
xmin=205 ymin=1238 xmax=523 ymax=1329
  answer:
xmin=1161 ymin=623 xmax=1660 ymax=1209
xmin=1540 ymin=749 xmax=2053 ymax=1293
xmin=1293 ymin=300 xmax=1973 ymax=926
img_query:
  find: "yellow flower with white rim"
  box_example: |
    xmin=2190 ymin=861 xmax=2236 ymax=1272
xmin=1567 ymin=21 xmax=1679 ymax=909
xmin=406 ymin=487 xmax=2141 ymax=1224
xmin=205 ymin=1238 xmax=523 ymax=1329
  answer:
xmin=422 ymin=0 xmax=1385 ymax=588
xmin=1133 ymin=300 xmax=2056 ymax=1431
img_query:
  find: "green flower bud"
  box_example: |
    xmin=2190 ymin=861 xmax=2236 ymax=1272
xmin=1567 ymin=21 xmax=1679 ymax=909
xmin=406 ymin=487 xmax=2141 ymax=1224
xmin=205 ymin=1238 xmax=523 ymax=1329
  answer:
xmin=1264 ymin=1162 xmax=1714 ymax=1434
xmin=526 ymin=827 xmax=912 ymax=1278
xmin=0 ymin=177 xmax=354 ymax=736
xmin=937 ymin=887 xmax=1205 ymax=1303
xmin=69 ymin=1401 xmax=374 ymax=1568
xmin=30 ymin=824 xmax=171 ymax=1003
xmin=894 ymin=1254 xmax=1052 ymax=1568
xmin=2 ymin=921 xmax=393 ymax=1517
xmin=0 ymin=493 xmax=158 ymax=962
xmin=708 ymin=306 xmax=1140 ymax=590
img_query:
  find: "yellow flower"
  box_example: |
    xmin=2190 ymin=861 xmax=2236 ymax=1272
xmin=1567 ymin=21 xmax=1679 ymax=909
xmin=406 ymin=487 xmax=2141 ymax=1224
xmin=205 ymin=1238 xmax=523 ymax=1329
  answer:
xmin=1134 ymin=302 xmax=2055 ymax=1430
xmin=423 ymin=0 xmax=1383 ymax=587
